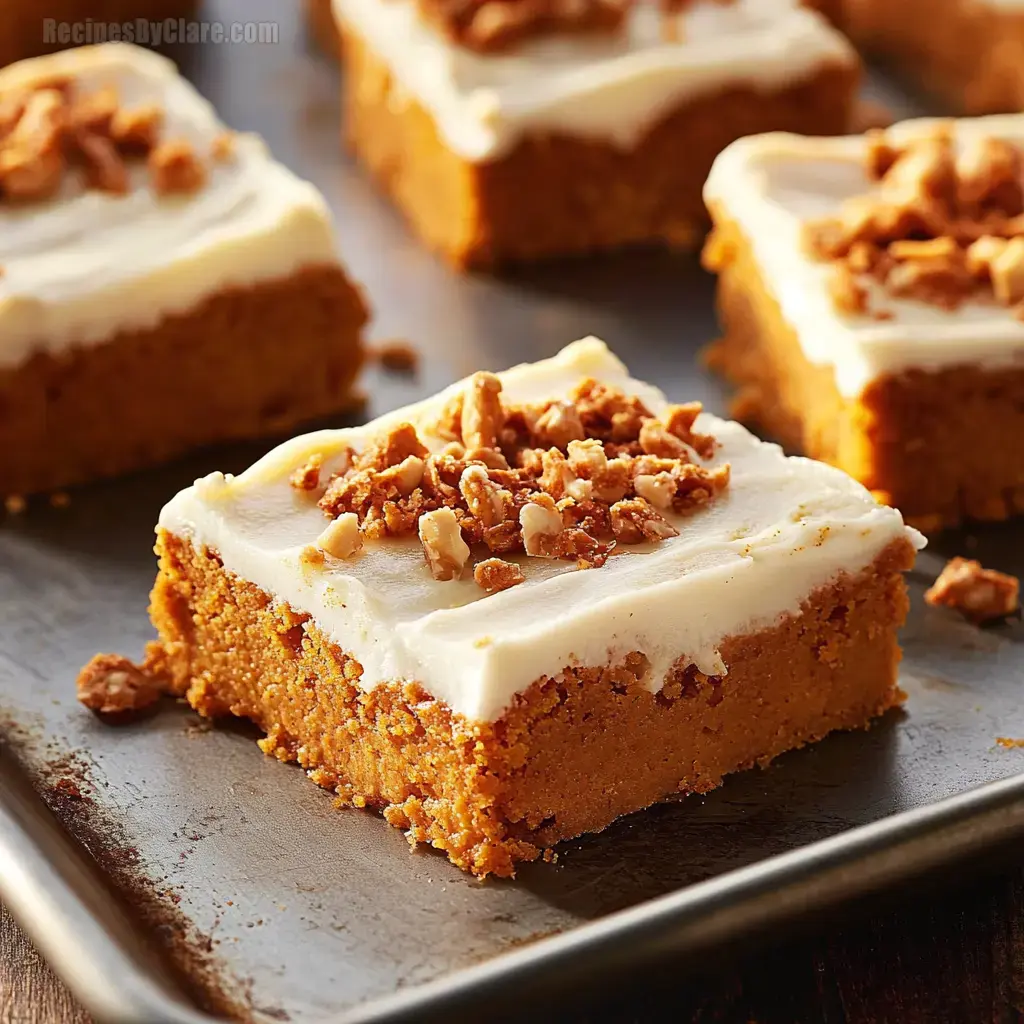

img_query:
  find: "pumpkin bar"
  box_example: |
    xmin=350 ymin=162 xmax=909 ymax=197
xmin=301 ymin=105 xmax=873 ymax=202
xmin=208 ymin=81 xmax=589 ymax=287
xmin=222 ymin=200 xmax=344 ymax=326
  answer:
xmin=703 ymin=116 xmax=1024 ymax=532
xmin=0 ymin=44 xmax=367 ymax=500
xmin=833 ymin=0 xmax=1024 ymax=115
xmin=331 ymin=0 xmax=858 ymax=268
xmin=145 ymin=337 xmax=921 ymax=877
xmin=1 ymin=0 xmax=199 ymax=68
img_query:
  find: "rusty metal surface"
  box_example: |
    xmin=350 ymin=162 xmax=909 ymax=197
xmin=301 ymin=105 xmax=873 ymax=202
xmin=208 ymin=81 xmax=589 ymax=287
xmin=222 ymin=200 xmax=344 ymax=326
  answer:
xmin=2 ymin=2 xmax=1024 ymax=1021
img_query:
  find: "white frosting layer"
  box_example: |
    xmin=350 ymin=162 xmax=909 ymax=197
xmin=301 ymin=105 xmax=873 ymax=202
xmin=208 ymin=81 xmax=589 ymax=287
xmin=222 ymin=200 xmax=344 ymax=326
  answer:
xmin=159 ymin=338 xmax=922 ymax=723
xmin=0 ymin=44 xmax=339 ymax=369
xmin=704 ymin=115 xmax=1024 ymax=397
xmin=333 ymin=0 xmax=855 ymax=161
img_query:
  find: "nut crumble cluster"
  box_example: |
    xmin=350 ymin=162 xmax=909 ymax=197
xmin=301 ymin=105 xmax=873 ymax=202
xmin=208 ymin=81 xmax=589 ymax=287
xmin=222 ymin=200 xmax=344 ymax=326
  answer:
xmin=804 ymin=127 xmax=1024 ymax=319
xmin=0 ymin=74 xmax=223 ymax=203
xmin=292 ymin=373 xmax=730 ymax=592
xmin=416 ymin=0 xmax=732 ymax=53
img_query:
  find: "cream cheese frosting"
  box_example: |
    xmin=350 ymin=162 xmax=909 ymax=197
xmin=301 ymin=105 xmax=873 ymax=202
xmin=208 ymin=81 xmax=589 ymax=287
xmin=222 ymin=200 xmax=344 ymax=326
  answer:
xmin=332 ymin=0 xmax=855 ymax=162
xmin=0 ymin=44 xmax=338 ymax=370
xmin=704 ymin=115 xmax=1024 ymax=397
xmin=158 ymin=338 xmax=923 ymax=723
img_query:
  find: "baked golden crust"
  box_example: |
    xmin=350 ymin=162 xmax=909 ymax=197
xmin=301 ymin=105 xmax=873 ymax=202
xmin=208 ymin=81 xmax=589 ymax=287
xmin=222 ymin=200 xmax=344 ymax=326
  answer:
xmin=0 ymin=265 xmax=367 ymax=498
xmin=149 ymin=529 xmax=914 ymax=878
xmin=340 ymin=25 xmax=857 ymax=267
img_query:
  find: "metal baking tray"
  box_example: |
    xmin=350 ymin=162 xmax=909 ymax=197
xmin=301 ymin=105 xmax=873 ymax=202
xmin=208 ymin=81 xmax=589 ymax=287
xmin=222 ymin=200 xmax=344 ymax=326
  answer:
xmin=3 ymin=2 xmax=1024 ymax=1021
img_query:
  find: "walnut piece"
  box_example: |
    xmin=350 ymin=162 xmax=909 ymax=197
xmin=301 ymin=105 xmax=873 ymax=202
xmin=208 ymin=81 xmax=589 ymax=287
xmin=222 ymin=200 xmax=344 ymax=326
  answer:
xmin=419 ymin=0 xmax=631 ymax=54
xmin=461 ymin=371 xmax=505 ymax=450
xmin=77 ymin=654 xmax=163 ymax=714
xmin=149 ymin=138 xmax=207 ymax=195
xmin=520 ymin=498 xmax=564 ymax=557
xmin=419 ymin=507 xmax=470 ymax=581
xmin=924 ymin=557 xmax=1020 ymax=624
xmin=317 ymin=512 xmax=363 ymax=560
xmin=290 ymin=452 xmax=324 ymax=491
xmin=474 ymin=558 xmax=525 ymax=593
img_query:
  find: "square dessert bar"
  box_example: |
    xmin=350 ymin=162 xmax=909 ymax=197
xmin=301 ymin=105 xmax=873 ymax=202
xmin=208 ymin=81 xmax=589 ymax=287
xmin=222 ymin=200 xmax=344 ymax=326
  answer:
xmin=833 ymin=0 xmax=1024 ymax=115
xmin=0 ymin=44 xmax=367 ymax=499
xmin=703 ymin=117 xmax=1024 ymax=531
xmin=333 ymin=0 xmax=859 ymax=268
xmin=148 ymin=338 xmax=921 ymax=877
xmin=1 ymin=0 xmax=199 ymax=68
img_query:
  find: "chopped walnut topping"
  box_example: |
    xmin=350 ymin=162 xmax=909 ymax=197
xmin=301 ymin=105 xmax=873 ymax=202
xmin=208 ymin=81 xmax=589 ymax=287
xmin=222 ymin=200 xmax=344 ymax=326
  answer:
xmin=0 ymin=77 xmax=208 ymax=203
xmin=419 ymin=0 xmax=631 ymax=54
xmin=925 ymin=557 xmax=1020 ymax=624
xmin=534 ymin=400 xmax=586 ymax=449
xmin=460 ymin=464 xmax=512 ymax=527
xmin=70 ymin=85 xmax=118 ymax=134
xmin=610 ymin=498 xmax=679 ymax=543
xmin=988 ymin=236 xmax=1024 ymax=305
xmin=634 ymin=472 xmax=677 ymax=510
xmin=210 ymin=130 xmax=237 ymax=162
xmin=76 ymin=131 xmax=129 ymax=195
xmin=474 ymin=558 xmax=525 ymax=593
xmin=312 ymin=367 xmax=729 ymax=592
xmin=76 ymin=653 xmax=164 ymax=714
xmin=419 ymin=507 xmax=470 ymax=581
xmin=805 ymin=127 xmax=1024 ymax=317
xmin=316 ymin=512 xmax=363 ymax=560
xmin=461 ymin=371 xmax=505 ymax=450
xmin=149 ymin=138 xmax=206 ymax=195
xmin=290 ymin=453 xmax=324 ymax=491
xmin=110 ymin=103 xmax=164 ymax=155
xmin=520 ymin=498 xmax=564 ymax=557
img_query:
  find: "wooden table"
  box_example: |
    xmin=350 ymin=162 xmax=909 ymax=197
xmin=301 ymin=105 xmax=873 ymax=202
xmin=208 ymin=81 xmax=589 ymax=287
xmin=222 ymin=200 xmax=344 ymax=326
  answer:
xmin=5 ymin=856 xmax=1024 ymax=1023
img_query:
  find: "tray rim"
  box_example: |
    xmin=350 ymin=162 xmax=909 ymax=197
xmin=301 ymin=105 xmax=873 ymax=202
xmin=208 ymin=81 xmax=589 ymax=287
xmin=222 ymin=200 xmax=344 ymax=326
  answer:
xmin=4 ymin=749 xmax=1024 ymax=1024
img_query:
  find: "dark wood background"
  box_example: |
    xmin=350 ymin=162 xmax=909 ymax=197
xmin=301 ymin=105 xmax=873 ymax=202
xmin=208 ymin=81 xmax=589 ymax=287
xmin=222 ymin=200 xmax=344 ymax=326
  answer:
xmin=6 ymin=854 xmax=1024 ymax=1024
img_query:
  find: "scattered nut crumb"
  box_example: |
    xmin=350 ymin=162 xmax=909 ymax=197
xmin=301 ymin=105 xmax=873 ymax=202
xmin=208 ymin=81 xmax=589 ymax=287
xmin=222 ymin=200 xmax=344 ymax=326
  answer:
xmin=372 ymin=339 xmax=420 ymax=373
xmin=149 ymin=138 xmax=207 ymax=195
xmin=418 ymin=507 xmax=470 ymax=581
xmin=473 ymin=558 xmax=525 ymax=592
xmin=290 ymin=452 xmax=324 ymax=491
xmin=76 ymin=653 xmax=164 ymax=714
xmin=924 ymin=556 xmax=1020 ymax=624
xmin=210 ymin=130 xmax=237 ymax=162
xmin=4 ymin=494 xmax=26 ymax=515
xmin=996 ymin=737 xmax=1024 ymax=749
xmin=316 ymin=512 xmax=363 ymax=560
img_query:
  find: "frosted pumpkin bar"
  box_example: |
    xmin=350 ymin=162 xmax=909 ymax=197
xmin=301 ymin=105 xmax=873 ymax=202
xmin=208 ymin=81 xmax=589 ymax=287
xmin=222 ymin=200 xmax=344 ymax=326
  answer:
xmin=147 ymin=338 xmax=921 ymax=877
xmin=703 ymin=116 xmax=1024 ymax=532
xmin=0 ymin=44 xmax=367 ymax=499
xmin=331 ymin=0 xmax=858 ymax=267
xmin=833 ymin=0 xmax=1024 ymax=115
